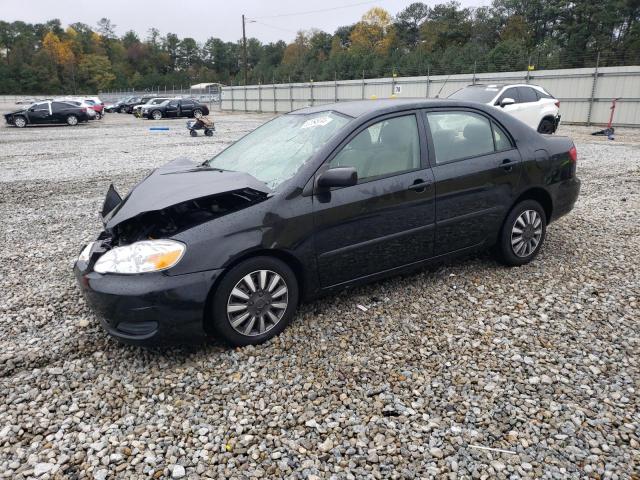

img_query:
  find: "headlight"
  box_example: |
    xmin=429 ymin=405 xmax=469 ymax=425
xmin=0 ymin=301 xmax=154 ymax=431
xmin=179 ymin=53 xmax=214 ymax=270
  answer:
xmin=93 ymin=240 xmax=186 ymax=274
xmin=78 ymin=242 xmax=95 ymax=263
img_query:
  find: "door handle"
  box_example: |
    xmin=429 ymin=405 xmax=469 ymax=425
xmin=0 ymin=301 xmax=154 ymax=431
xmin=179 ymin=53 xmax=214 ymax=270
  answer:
xmin=501 ymin=159 xmax=513 ymax=172
xmin=408 ymin=179 xmax=431 ymax=192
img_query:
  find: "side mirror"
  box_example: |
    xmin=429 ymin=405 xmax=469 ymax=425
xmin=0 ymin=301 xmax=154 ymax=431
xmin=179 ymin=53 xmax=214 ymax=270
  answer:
xmin=500 ymin=97 xmax=516 ymax=107
xmin=317 ymin=167 xmax=358 ymax=189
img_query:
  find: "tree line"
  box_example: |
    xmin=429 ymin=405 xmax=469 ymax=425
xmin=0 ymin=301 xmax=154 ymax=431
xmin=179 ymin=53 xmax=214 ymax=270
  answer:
xmin=0 ymin=0 xmax=638 ymax=94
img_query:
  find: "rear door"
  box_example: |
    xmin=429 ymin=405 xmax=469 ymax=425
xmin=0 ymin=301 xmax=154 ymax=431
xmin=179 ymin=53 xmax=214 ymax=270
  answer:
xmin=424 ymin=109 xmax=522 ymax=254
xmin=516 ymin=86 xmax=542 ymax=128
xmin=180 ymin=100 xmax=195 ymax=117
xmin=313 ymin=112 xmax=436 ymax=287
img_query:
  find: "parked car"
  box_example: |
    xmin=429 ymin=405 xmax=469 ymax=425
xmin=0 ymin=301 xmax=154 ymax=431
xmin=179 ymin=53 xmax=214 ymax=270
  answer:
xmin=74 ymin=99 xmax=580 ymax=346
xmin=5 ymin=100 xmax=90 ymax=127
xmin=133 ymin=97 xmax=173 ymax=117
xmin=118 ymin=95 xmax=160 ymax=114
xmin=57 ymin=99 xmax=98 ymax=120
xmin=141 ymin=98 xmax=209 ymax=120
xmin=104 ymin=98 xmax=129 ymax=113
xmin=448 ymin=84 xmax=561 ymax=134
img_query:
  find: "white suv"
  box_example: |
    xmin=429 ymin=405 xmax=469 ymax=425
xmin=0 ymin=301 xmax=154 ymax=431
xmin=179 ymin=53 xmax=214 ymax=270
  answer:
xmin=448 ymin=84 xmax=561 ymax=134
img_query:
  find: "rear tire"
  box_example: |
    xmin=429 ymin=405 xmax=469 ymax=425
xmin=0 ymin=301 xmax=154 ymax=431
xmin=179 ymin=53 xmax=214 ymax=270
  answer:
xmin=95 ymin=112 xmax=102 ymax=120
xmin=538 ymin=118 xmax=555 ymax=134
xmin=66 ymin=115 xmax=79 ymax=126
xmin=210 ymin=256 xmax=299 ymax=346
xmin=193 ymin=109 xmax=203 ymax=118
xmin=14 ymin=116 xmax=27 ymax=128
xmin=496 ymin=200 xmax=547 ymax=266
xmin=205 ymin=129 xmax=213 ymax=137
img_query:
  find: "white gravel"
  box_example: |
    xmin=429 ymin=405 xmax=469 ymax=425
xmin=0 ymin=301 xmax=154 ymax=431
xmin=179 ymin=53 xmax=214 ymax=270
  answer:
xmin=0 ymin=110 xmax=638 ymax=479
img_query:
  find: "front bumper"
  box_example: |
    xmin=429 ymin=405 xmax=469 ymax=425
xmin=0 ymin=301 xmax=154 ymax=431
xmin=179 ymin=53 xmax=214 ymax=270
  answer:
xmin=74 ymin=262 xmax=223 ymax=345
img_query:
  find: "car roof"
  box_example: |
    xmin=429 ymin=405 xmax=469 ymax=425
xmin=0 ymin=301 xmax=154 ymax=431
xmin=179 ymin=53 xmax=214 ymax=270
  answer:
xmin=291 ymin=98 xmax=496 ymax=118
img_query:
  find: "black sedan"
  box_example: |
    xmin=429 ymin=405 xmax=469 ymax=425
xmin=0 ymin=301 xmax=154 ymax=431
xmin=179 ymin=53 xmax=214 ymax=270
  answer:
xmin=74 ymin=99 xmax=580 ymax=346
xmin=141 ymin=98 xmax=209 ymax=120
xmin=5 ymin=101 xmax=90 ymax=127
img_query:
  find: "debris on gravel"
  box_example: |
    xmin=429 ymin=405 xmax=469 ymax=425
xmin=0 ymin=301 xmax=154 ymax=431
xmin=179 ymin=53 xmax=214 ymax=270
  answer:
xmin=0 ymin=111 xmax=638 ymax=478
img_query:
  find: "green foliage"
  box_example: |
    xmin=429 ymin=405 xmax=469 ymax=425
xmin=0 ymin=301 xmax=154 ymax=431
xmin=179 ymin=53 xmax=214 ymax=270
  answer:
xmin=0 ymin=0 xmax=638 ymax=93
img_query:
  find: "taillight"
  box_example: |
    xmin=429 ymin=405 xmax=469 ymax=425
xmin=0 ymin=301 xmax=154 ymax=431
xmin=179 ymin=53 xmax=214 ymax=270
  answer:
xmin=554 ymin=100 xmax=560 ymax=108
xmin=568 ymin=145 xmax=577 ymax=163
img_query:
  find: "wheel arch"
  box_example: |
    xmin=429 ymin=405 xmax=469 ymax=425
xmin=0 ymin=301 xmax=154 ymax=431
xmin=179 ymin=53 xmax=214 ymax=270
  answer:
xmin=537 ymin=114 xmax=557 ymax=132
xmin=513 ymin=187 xmax=553 ymax=223
xmin=202 ymin=248 xmax=306 ymax=335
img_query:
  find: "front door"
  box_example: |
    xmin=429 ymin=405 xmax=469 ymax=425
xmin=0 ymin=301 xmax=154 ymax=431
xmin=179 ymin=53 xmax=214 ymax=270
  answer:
xmin=424 ymin=109 xmax=522 ymax=254
xmin=27 ymin=102 xmax=52 ymax=124
xmin=165 ymin=100 xmax=179 ymax=117
xmin=313 ymin=112 xmax=436 ymax=287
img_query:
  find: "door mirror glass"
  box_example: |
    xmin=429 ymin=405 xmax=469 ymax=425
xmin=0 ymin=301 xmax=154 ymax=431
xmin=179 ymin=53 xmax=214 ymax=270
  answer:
xmin=317 ymin=167 xmax=358 ymax=189
xmin=500 ymin=97 xmax=516 ymax=107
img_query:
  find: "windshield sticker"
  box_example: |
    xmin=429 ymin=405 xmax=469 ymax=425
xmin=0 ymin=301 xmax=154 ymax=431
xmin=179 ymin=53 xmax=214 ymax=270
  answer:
xmin=301 ymin=116 xmax=333 ymax=129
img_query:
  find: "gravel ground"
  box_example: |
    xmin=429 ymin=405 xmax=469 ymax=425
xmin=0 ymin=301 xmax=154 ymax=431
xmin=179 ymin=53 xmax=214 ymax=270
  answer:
xmin=0 ymin=108 xmax=639 ymax=479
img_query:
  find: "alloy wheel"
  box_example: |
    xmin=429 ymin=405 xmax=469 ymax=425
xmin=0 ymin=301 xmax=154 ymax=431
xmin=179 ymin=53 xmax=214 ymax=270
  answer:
xmin=14 ymin=117 xmax=26 ymax=128
xmin=511 ymin=210 xmax=543 ymax=257
xmin=193 ymin=109 xmax=203 ymax=118
xmin=226 ymin=270 xmax=288 ymax=337
xmin=67 ymin=115 xmax=78 ymax=126
xmin=152 ymin=111 xmax=162 ymax=120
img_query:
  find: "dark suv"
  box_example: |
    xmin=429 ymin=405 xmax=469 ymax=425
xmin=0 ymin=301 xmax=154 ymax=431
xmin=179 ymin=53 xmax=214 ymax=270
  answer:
xmin=141 ymin=98 xmax=209 ymax=120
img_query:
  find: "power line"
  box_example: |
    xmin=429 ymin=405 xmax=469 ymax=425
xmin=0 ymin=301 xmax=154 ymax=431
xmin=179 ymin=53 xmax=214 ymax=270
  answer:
xmin=251 ymin=20 xmax=299 ymax=34
xmin=252 ymin=0 xmax=384 ymax=19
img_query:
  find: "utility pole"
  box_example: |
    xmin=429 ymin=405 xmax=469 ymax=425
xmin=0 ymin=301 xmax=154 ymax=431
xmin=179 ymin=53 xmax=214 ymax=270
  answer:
xmin=242 ymin=14 xmax=248 ymax=85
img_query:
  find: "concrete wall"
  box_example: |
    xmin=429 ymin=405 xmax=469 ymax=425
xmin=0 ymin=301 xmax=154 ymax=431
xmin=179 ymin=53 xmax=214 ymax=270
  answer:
xmin=220 ymin=66 xmax=640 ymax=127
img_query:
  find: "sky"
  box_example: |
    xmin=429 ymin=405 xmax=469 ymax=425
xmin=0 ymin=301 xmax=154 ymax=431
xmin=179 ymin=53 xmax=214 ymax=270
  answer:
xmin=1 ymin=0 xmax=489 ymax=44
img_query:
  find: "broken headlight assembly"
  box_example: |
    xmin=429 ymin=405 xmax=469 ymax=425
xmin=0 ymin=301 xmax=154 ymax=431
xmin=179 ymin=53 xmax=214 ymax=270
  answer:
xmin=93 ymin=239 xmax=186 ymax=274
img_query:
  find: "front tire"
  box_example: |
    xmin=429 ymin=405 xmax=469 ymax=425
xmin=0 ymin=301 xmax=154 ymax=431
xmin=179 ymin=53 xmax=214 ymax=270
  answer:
xmin=210 ymin=256 xmax=299 ymax=346
xmin=14 ymin=116 xmax=27 ymax=128
xmin=66 ymin=115 xmax=79 ymax=126
xmin=119 ymin=106 xmax=127 ymax=113
xmin=190 ymin=130 xmax=198 ymax=137
xmin=152 ymin=110 xmax=162 ymax=120
xmin=496 ymin=200 xmax=546 ymax=266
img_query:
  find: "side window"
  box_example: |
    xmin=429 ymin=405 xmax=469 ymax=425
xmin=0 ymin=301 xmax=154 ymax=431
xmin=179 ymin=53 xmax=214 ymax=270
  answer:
xmin=492 ymin=122 xmax=513 ymax=151
xmin=518 ymin=87 xmax=538 ymax=103
xmin=51 ymin=102 xmax=66 ymax=113
xmin=497 ymin=87 xmax=520 ymax=105
xmin=32 ymin=102 xmax=49 ymax=112
xmin=329 ymin=114 xmax=420 ymax=182
xmin=168 ymin=101 xmax=178 ymax=107
xmin=182 ymin=100 xmax=194 ymax=107
xmin=535 ymin=89 xmax=553 ymax=100
xmin=426 ymin=111 xmax=495 ymax=164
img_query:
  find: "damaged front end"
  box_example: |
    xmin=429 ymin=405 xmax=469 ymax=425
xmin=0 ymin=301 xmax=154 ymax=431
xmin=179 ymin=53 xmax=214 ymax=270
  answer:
xmin=102 ymin=186 xmax=268 ymax=247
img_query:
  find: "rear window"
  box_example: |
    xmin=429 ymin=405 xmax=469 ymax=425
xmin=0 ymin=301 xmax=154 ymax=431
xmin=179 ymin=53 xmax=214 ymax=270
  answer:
xmin=448 ymin=86 xmax=500 ymax=103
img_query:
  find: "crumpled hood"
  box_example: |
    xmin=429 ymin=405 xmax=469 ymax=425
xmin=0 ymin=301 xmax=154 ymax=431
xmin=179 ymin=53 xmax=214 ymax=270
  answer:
xmin=104 ymin=158 xmax=272 ymax=229
xmin=6 ymin=108 xmax=27 ymax=117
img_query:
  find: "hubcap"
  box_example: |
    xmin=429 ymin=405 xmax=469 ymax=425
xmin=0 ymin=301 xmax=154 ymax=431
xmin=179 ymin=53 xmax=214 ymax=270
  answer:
xmin=511 ymin=210 xmax=542 ymax=258
xmin=227 ymin=270 xmax=288 ymax=337
xmin=194 ymin=110 xmax=202 ymax=118
xmin=153 ymin=111 xmax=161 ymax=120
xmin=68 ymin=116 xmax=77 ymax=125
xmin=15 ymin=118 xmax=26 ymax=127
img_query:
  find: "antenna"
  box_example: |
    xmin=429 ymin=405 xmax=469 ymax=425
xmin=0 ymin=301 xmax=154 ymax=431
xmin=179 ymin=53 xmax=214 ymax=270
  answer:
xmin=435 ymin=74 xmax=452 ymax=98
